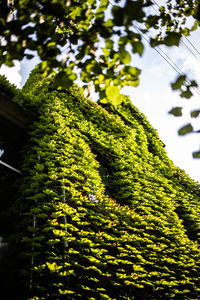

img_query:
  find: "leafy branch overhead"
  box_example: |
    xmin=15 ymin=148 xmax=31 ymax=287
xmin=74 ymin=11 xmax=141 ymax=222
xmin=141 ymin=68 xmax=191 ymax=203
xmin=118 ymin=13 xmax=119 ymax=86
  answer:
xmin=0 ymin=0 xmax=200 ymax=156
xmin=0 ymin=0 xmax=199 ymax=102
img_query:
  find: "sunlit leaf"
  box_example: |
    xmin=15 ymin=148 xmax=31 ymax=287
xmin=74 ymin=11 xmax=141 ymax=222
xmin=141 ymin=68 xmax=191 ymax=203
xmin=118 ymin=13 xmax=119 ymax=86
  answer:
xmin=99 ymin=98 xmax=109 ymax=104
xmin=191 ymin=20 xmax=199 ymax=31
xmin=119 ymin=49 xmax=131 ymax=65
xmin=105 ymin=85 xmax=122 ymax=106
xmin=128 ymin=79 xmax=140 ymax=87
xmin=127 ymin=67 xmax=141 ymax=76
xmin=46 ymin=262 xmax=57 ymax=272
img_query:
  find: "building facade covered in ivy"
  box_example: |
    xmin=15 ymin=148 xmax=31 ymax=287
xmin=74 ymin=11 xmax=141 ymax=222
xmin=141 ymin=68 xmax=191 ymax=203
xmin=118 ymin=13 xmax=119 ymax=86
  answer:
xmin=0 ymin=67 xmax=200 ymax=299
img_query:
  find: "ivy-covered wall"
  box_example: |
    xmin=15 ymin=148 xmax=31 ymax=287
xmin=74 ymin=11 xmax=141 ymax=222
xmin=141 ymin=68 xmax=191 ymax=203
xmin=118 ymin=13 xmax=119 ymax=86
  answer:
xmin=1 ymin=67 xmax=200 ymax=299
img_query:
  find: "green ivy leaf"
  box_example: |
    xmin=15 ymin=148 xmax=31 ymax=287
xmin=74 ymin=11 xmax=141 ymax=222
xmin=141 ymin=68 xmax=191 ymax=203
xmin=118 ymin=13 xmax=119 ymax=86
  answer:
xmin=46 ymin=262 xmax=58 ymax=272
xmin=169 ymin=107 xmax=182 ymax=117
xmin=100 ymin=98 xmax=109 ymax=104
xmin=35 ymin=164 xmax=44 ymax=172
xmin=178 ymin=123 xmax=193 ymax=135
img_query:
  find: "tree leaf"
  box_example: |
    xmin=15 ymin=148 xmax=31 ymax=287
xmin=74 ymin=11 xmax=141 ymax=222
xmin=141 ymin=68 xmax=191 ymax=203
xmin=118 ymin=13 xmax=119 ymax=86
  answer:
xmin=105 ymin=86 xmax=122 ymax=106
xmin=119 ymin=49 xmax=131 ymax=65
xmin=178 ymin=123 xmax=193 ymax=135
xmin=164 ymin=32 xmax=181 ymax=47
xmin=171 ymin=75 xmax=186 ymax=90
xmin=169 ymin=107 xmax=182 ymax=117
xmin=128 ymin=79 xmax=140 ymax=87
xmin=111 ymin=5 xmax=123 ymax=26
xmin=131 ymin=41 xmax=144 ymax=56
xmin=127 ymin=67 xmax=141 ymax=76
xmin=180 ymin=89 xmax=193 ymax=99
xmin=192 ymin=151 xmax=200 ymax=159
xmin=190 ymin=80 xmax=198 ymax=87
xmin=191 ymin=110 xmax=200 ymax=118
xmin=191 ymin=20 xmax=199 ymax=32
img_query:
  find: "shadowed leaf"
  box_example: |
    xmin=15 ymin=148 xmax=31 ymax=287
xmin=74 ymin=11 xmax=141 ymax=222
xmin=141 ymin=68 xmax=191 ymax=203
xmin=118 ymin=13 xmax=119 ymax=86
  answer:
xmin=119 ymin=49 xmax=131 ymax=64
xmin=180 ymin=89 xmax=193 ymax=99
xmin=192 ymin=151 xmax=200 ymax=158
xmin=164 ymin=32 xmax=181 ymax=47
xmin=178 ymin=123 xmax=193 ymax=135
xmin=171 ymin=75 xmax=186 ymax=90
xmin=169 ymin=107 xmax=182 ymax=117
xmin=191 ymin=110 xmax=200 ymax=118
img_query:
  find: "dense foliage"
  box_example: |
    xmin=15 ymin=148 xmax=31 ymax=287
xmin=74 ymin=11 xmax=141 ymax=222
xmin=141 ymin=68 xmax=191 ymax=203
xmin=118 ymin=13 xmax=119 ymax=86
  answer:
xmin=1 ymin=67 xmax=199 ymax=299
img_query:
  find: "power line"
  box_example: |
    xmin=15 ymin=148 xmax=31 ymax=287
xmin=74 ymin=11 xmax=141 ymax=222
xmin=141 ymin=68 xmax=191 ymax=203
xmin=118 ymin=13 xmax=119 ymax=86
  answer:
xmin=183 ymin=36 xmax=200 ymax=57
xmin=151 ymin=0 xmax=160 ymax=9
xmin=133 ymin=25 xmax=186 ymax=77
xmin=181 ymin=39 xmax=200 ymax=64
xmin=151 ymin=3 xmax=159 ymax=14
xmin=132 ymin=24 xmax=200 ymax=98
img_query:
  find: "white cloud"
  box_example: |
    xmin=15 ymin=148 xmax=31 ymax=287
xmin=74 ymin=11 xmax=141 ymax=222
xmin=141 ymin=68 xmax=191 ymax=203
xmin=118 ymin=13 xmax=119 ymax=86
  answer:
xmin=0 ymin=61 xmax=22 ymax=88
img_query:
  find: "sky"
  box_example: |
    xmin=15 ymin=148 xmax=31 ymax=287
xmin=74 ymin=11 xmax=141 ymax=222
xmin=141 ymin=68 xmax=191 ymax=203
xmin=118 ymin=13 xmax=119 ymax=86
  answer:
xmin=0 ymin=2 xmax=199 ymax=183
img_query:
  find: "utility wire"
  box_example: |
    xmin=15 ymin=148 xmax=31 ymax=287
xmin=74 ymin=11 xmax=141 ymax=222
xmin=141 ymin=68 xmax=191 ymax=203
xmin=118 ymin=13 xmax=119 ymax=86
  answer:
xmin=151 ymin=3 xmax=159 ymax=14
xmin=183 ymin=35 xmax=200 ymax=57
xmin=152 ymin=0 xmax=160 ymax=9
xmin=136 ymin=24 xmax=198 ymax=80
xmin=133 ymin=24 xmax=186 ymax=77
xmin=132 ymin=24 xmax=200 ymax=97
xmin=181 ymin=39 xmax=200 ymax=63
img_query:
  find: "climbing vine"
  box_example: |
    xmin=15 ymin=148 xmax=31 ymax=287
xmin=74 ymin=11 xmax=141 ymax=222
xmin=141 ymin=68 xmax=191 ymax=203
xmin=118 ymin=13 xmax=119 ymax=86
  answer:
xmin=1 ymin=67 xmax=200 ymax=299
